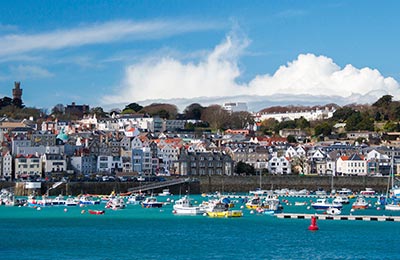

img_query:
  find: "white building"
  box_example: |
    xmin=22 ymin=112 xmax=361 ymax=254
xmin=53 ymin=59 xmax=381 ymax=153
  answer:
xmin=1 ymin=151 xmax=12 ymax=180
xmin=268 ymin=156 xmax=292 ymax=174
xmin=336 ymin=154 xmax=367 ymax=176
xmin=223 ymin=102 xmax=248 ymax=113
xmin=256 ymin=106 xmax=336 ymax=122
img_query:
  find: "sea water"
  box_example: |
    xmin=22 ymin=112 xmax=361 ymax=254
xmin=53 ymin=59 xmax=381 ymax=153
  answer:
xmin=0 ymin=195 xmax=399 ymax=260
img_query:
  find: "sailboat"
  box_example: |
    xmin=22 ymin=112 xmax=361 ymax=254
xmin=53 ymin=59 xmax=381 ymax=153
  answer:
xmin=385 ymin=159 xmax=400 ymax=211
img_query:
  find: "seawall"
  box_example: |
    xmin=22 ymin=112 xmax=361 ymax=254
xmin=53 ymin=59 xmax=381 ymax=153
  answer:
xmin=1 ymin=175 xmax=390 ymax=196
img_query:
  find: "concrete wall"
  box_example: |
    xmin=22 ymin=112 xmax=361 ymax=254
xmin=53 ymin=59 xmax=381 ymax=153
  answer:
xmin=3 ymin=175 xmax=390 ymax=196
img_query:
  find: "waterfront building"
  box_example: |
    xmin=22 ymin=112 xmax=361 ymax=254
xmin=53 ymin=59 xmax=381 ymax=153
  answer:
xmin=268 ymin=156 xmax=292 ymax=174
xmin=173 ymin=149 xmax=234 ymax=176
xmin=1 ymin=151 xmax=12 ymax=180
xmin=70 ymin=153 xmax=97 ymax=175
xmin=97 ymin=155 xmax=122 ymax=174
xmin=14 ymin=154 xmax=42 ymax=180
xmin=42 ymin=153 xmax=67 ymax=177
xmin=132 ymin=147 xmax=152 ymax=174
xmin=336 ymin=153 xmax=367 ymax=176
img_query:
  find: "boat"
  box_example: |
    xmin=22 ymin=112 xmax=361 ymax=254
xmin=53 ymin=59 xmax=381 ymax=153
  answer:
xmin=64 ymin=197 xmax=78 ymax=206
xmin=249 ymin=188 xmax=271 ymax=196
xmin=311 ymin=198 xmax=343 ymax=210
xmin=206 ymin=201 xmax=243 ymax=218
xmin=336 ymin=188 xmax=355 ymax=198
xmin=0 ymin=189 xmax=15 ymax=206
xmin=385 ymin=160 xmax=400 ymax=211
xmin=51 ymin=195 xmax=66 ymax=206
xmin=79 ymin=195 xmax=101 ymax=205
xmin=105 ymin=198 xmax=126 ymax=210
xmin=88 ymin=209 xmax=105 ymax=215
xmin=333 ymin=196 xmax=350 ymax=204
xmin=141 ymin=197 xmax=163 ymax=208
xmin=127 ymin=194 xmax=145 ymax=204
xmin=294 ymin=201 xmax=307 ymax=206
xmin=359 ymin=188 xmax=376 ymax=197
xmin=326 ymin=207 xmax=341 ymax=215
xmin=173 ymin=196 xmax=205 ymax=215
xmin=352 ymin=196 xmax=369 ymax=209
xmin=158 ymin=189 xmax=171 ymax=196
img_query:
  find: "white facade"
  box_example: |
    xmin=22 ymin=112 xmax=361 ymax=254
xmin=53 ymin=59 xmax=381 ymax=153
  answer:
xmin=223 ymin=102 xmax=248 ymax=113
xmin=15 ymin=155 xmax=42 ymax=179
xmin=97 ymin=155 xmax=122 ymax=173
xmin=256 ymin=107 xmax=336 ymax=122
xmin=268 ymin=156 xmax=292 ymax=174
xmin=1 ymin=151 xmax=12 ymax=179
xmin=42 ymin=154 xmax=67 ymax=174
xmin=336 ymin=154 xmax=367 ymax=176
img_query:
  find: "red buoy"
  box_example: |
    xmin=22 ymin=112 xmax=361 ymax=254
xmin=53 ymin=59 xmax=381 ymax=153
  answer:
xmin=308 ymin=216 xmax=319 ymax=231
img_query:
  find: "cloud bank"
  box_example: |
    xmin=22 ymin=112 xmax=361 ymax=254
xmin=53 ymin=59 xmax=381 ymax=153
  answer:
xmin=0 ymin=20 xmax=219 ymax=57
xmin=102 ymin=35 xmax=400 ymax=107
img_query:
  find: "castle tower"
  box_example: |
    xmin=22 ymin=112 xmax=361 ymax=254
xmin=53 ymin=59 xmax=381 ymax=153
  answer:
xmin=12 ymin=81 xmax=23 ymax=100
xmin=12 ymin=81 xmax=23 ymax=108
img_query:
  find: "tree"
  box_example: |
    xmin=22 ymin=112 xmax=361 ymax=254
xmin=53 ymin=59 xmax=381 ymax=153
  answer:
xmin=314 ymin=122 xmax=333 ymax=136
xmin=235 ymin=161 xmax=255 ymax=175
xmin=90 ymin=107 xmax=107 ymax=118
xmin=372 ymin=95 xmax=393 ymax=107
xmin=140 ymin=103 xmax=178 ymax=119
xmin=332 ymin=107 xmax=356 ymax=121
xmin=183 ymin=103 xmax=204 ymax=120
xmin=201 ymin=105 xmax=230 ymax=130
xmin=228 ymin=111 xmax=255 ymax=129
xmin=259 ymin=118 xmax=279 ymax=135
xmin=51 ymin=104 xmax=65 ymax=115
xmin=287 ymin=135 xmax=297 ymax=143
xmin=122 ymin=102 xmax=143 ymax=113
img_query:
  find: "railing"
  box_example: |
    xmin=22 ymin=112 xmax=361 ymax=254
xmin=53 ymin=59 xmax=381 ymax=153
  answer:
xmin=127 ymin=178 xmax=191 ymax=193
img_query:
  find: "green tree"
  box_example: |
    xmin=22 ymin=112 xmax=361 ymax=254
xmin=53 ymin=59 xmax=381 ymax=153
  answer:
xmin=314 ymin=122 xmax=333 ymax=136
xmin=235 ymin=161 xmax=255 ymax=175
xmin=183 ymin=103 xmax=204 ymax=120
xmin=123 ymin=102 xmax=143 ymax=113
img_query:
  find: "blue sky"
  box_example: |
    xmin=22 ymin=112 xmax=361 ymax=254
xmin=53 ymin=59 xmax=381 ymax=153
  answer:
xmin=1 ymin=0 xmax=400 ymax=112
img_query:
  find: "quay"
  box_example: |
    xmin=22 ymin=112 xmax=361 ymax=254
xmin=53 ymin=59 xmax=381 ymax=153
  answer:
xmin=275 ymin=213 xmax=400 ymax=222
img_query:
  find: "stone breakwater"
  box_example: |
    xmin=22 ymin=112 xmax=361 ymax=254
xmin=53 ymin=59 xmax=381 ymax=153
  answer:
xmin=1 ymin=175 xmax=390 ymax=196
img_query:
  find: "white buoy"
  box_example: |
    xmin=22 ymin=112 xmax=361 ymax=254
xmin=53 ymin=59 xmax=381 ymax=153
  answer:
xmin=250 ymin=210 xmax=254 ymax=214
xmin=350 ymin=208 xmax=355 ymax=212
xmin=240 ymin=205 xmax=244 ymax=209
xmin=64 ymin=208 xmax=68 ymax=212
xmin=203 ymin=213 xmax=207 ymax=216
xmin=37 ymin=207 xmax=41 ymax=211
xmin=166 ymin=198 xmax=170 ymax=202
xmin=307 ymin=206 xmax=311 ymax=210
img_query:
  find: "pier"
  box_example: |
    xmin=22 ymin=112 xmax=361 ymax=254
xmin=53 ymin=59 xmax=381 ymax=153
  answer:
xmin=127 ymin=178 xmax=193 ymax=193
xmin=275 ymin=213 xmax=400 ymax=222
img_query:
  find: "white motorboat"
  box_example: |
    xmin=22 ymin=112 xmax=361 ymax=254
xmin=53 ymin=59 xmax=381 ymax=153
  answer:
xmin=158 ymin=189 xmax=171 ymax=196
xmin=173 ymin=196 xmax=205 ymax=215
xmin=333 ymin=196 xmax=350 ymax=204
xmin=311 ymin=198 xmax=343 ymax=210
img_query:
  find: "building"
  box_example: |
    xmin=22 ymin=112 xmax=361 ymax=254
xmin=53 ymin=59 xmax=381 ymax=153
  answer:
xmin=336 ymin=154 xmax=367 ymax=176
xmin=65 ymin=102 xmax=89 ymax=118
xmin=223 ymin=102 xmax=248 ymax=113
xmin=173 ymin=149 xmax=234 ymax=176
xmin=132 ymin=147 xmax=152 ymax=174
xmin=14 ymin=154 xmax=42 ymax=180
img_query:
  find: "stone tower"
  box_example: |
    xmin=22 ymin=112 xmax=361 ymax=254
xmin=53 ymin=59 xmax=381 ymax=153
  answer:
xmin=12 ymin=81 xmax=23 ymax=100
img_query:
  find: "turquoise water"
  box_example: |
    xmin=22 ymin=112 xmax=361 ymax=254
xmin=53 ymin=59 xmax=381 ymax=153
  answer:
xmin=1 ymin=195 xmax=399 ymax=260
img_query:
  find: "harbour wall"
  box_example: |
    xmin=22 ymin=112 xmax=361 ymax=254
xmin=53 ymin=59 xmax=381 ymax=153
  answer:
xmin=0 ymin=175 xmax=390 ymax=196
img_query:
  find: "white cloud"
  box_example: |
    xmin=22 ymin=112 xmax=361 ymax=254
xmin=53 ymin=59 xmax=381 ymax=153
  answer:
xmin=10 ymin=65 xmax=53 ymax=79
xmin=102 ymin=36 xmax=400 ymax=106
xmin=0 ymin=20 xmax=219 ymax=57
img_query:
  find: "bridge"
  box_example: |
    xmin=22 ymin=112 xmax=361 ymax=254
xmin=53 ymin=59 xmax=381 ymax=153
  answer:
xmin=127 ymin=178 xmax=193 ymax=193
